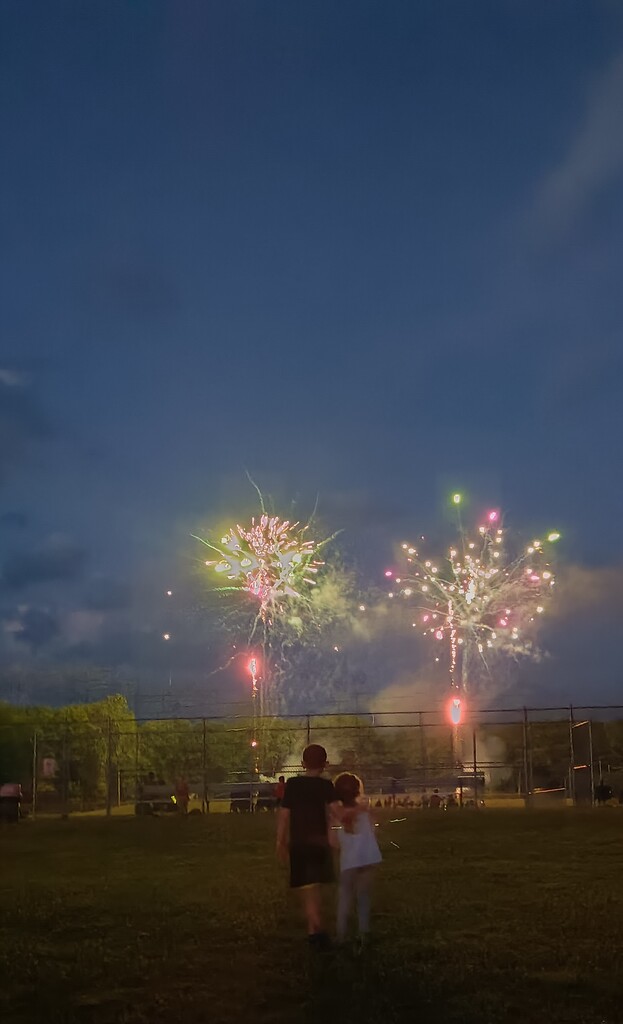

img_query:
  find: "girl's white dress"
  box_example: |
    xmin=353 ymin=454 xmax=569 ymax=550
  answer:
xmin=338 ymin=804 xmax=382 ymax=871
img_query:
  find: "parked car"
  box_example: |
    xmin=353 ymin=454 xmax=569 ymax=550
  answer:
xmin=135 ymin=775 xmax=176 ymax=815
xmin=0 ymin=782 xmax=22 ymax=824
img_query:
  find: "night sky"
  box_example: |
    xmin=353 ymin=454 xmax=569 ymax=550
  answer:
xmin=2 ymin=2 xmax=623 ymax=709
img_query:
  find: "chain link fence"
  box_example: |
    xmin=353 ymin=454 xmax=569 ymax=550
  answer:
xmin=3 ymin=704 xmax=623 ymax=818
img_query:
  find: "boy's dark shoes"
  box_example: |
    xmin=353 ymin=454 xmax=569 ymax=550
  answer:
xmin=307 ymin=931 xmax=331 ymax=952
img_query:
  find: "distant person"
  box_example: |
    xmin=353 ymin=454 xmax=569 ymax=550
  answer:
xmin=175 ymin=778 xmax=190 ymax=814
xmin=334 ymin=772 xmax=382 ymax=946
xmin=429 ymin=789 xmax=443 ymax=810
xmin=421 ymin=790 xmax=430 ymax=810
xmin=446 ymin=793 xmax=458 ymax=809
xmin=276 ymin=744 xmax=339 ymax=949
xmin=595 ymin=780 xmax=613 ymax=805
xmin=256 ymin=784 xmax=276 ymax=812
xmin=390 ymin=777 xmax=398 ymax=808
xmin=275 ymin=775 xmax=286 ymax=807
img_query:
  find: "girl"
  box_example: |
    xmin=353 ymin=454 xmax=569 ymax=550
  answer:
xmin=333 ymin=773 xmax=382 ymax=945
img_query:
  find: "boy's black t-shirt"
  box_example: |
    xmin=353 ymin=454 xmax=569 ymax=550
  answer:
xmin=282 ymin=775 xmax=336 ymax=846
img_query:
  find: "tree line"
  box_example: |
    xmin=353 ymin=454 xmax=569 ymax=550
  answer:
xmin=2 ymin=695 xmax=623 ymax=809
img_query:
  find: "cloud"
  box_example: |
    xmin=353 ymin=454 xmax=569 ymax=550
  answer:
xmin=0 ymin=511 xmax=29 ymax=528
xmin=317 ymin=489 xmax=406 ymax=530
xmin=513 ymin=564 xmax=623 ymax=703
xmin=369 ymin=669 xmax=440 ymax=720
xmin=0 ymin=376 xmax=50 ymax=484
xmin=63 ymin=609 xmax=105 ymax=646
xmin=543 ymin=344 xmax=623 ymax=418
xmin=15 ymin=608 xmax=61 ymax=650
xmin=85 ymin=259 xmax=182 ymax=322
xmin=4 ymin=606 xmax=61 ymax=651
xmin=0 ymin=368 xmax=27 ymax=387
xmin=532 ymin=51 xmax=623 ymax=235
xmin=2 ymin=537 xmax=88 ymax=590
xmin=548 ymin=564 xmax=623 ymax=621
xmin=64 ymin=627 xmax=140 ymax=667
xmin=84 ymin=577 xmax=132 ymax=612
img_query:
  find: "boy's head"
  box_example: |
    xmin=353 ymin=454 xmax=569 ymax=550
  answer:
xmin=302 ymin=744 xmax=328 ymax=772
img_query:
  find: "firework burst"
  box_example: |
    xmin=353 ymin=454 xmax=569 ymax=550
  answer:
xmin=388 ymin=502 xmax=560 ymax=699
xmin=193 ymin=481 xmax=341 ymax=722
xmin=193 ymin=514 xmax=323 ymax=620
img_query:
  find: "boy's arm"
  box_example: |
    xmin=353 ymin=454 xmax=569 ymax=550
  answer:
xmin=327 ymin=798 xmax=342 ymax=848
xmin=327 ymin=799 xmax=342 ymax=826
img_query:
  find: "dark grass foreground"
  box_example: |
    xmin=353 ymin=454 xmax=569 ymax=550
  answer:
xmin=1 ymin=810 xmax=622 ymax=1024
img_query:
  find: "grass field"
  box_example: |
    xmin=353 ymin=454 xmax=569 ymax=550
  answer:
xmin=1 ymin=810 xmax=622 ymax=1024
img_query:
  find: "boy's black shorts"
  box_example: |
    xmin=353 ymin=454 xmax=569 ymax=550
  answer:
xmin=289 ymin=843 xmax=334 ymax=888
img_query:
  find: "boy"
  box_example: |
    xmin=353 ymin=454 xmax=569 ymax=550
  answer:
xmin=276 ymin=744 xmax=339 ymax=948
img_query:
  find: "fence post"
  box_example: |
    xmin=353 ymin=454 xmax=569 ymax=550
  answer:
xmin=568 ymin=704 xmax=575 ymax=805
xmin=306 ymin=714 xmax=311 ymax=746
xmin=419 ymin=711 xmax=428 ymax=784
xmin=589 ymin=721 xmax=595 ymax=807
xmin=61 ymin=723 xmax=69 ymax=818
xmin=472 ymin=729 xmax=479 ymax=807
xmin=32 ymin=729 xmax=38 ymax=820
xmin=522 ymin=707 xmax=531 ymax=808
xmin=106 ymin=717 xmax=112 ymax=817
xmin=202 ymin=717 xmax=208 ymax=813
xmin=134 ymin=727 xmax=140 ymax=808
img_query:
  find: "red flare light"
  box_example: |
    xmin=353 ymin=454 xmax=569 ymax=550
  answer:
xmin=448 ymin=696 xmax=463 ymax=726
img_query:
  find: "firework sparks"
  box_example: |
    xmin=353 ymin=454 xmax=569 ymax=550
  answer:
xmin=193 ymin=481 xmax=342 ymax=721
xmin=194 ymin=514 xmax=323 ymax=618
xmin=393 ymin=508 xmax=559 ymax=697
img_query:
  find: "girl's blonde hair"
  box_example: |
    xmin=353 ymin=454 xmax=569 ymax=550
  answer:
xmin=336 ymin=774 xmax=364 ymax=831
xmin=334 ymin=772 xmax=363 ymax=807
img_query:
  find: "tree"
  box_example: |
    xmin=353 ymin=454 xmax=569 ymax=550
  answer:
xmin=0 ymin=702 xmax=35 ymax=784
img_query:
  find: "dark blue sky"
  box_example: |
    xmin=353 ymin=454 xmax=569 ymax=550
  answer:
xmin=2 ymin=2 xmax=623 ymax=706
